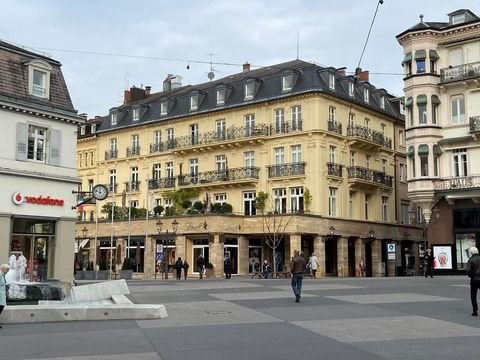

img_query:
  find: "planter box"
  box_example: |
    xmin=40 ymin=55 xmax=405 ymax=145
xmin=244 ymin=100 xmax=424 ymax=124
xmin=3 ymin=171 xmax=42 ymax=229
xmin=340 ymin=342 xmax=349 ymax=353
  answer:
xmin=96 ymin=270 xmax=110 ymax=280
xmin=74 ymin=271 xmax=84 ymax=280
xmin=83 ymin=271 xmax=96 ymax=280
xmin=119 ymin=270 xmax=133 ymax=280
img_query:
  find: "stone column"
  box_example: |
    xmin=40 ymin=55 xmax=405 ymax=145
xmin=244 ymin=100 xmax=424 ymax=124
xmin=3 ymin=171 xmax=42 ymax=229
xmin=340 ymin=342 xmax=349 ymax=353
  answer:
xmin=175 ymin=235 xmax=186 ymax=263
xmin=55 ymin=218 xmax=76 ymax=284
xmin=143 ymin=236 xmax=154 ymax=278
xmin=354 ymin=238 xmax=364 ymax=277
xmin=313 ymin=235 xmax=325 ymax=278
xmin=209 ymin=234 xmax=224 ymax=278
xmin=238 ymin=235 xmax=249 ymax=276
xmin=290 ymin=234 xmax=302 ymax=259
xmin=371 ymin=239 xmax=382 ymax=277
xmin=0 ymin=214 xmax=10 ymax=264
xmin=337 ymin=237 xmax=348 ymax=277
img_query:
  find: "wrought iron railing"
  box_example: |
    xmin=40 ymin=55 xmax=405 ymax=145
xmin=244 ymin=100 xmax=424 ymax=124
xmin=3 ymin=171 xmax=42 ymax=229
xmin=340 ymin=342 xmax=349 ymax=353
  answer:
xmin=347 ymin=166 xmax=392 ymax=187
xmin=267 ymin=162 xmax=306 ymax=178
xmin=347 ymin=125 xmax=392 ymax=149
xmin=433 ymin=174 xmax=480 ymax=191
xmin=440 ymin=61 xmax=480 ymax=83
xmin=470 ymin=116 xmax=480 ymax=133
xmin=177 ymin=167 xmax=260 ymax=186
xmin=125 ymin=181 xmax=140 ymax=192
xmin=104 ymin=150 xmax=118 ymax=160
xmin=326 ymin=162 xmax=343 ymax=177
xmin=327 ymin=120 xmax=342 ymax=135
xmin=148 ymin=177 xmax=176 ymax=189
xmin=108 ymin=183 xmax=118 ymax=193
xmin=126 ymin=146 xmax=140 ymax=157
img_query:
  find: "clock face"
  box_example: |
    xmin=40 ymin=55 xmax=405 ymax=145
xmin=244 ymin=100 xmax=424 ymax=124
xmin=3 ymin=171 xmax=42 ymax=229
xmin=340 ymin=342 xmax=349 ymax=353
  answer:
xmin=92 ymin=184 xmax=108 ymax=200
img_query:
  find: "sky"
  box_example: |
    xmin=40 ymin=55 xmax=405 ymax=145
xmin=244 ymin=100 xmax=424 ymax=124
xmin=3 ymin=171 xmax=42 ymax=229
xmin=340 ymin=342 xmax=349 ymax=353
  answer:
xmin=1 ymin=0 xmax=479 ymax=118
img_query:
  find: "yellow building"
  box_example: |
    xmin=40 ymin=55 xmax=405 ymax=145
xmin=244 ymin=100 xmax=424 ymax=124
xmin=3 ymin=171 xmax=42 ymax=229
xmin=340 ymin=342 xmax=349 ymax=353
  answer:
xmin=76 ymin=60 xmax=420 ymax=279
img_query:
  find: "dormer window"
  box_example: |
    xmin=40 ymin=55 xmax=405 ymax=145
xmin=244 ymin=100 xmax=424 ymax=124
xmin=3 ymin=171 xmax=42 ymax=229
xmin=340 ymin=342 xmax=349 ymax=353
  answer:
xmin=328 ymin=74 xmax=335 ymax=90
xmin=245 ymin=82 xmax=254 ymax=100
xmin=26 ymin=60 xmax=52 ymax=99
xmin=80 ymin=125 xmax=86 ymax=135
xmin=282 ymin=74 xmax=293 ymax=91
xmin=380 ymin=95 xmax=385 ymax=109
xmin=190 ymin=94 xmax=198 ymax=111
xmin=132 ymin=107 xmax=140 ymax=121
xmin=348 ymin=82 xmax=354 ymax=97
xmin=91 ymin=124 xmax=96 ymax=134
xmin=452 ymin=13 xmax=466 ymax=25
xmin=363 ymin=88 xmax=369 ymax=103
xmin=111 ymin=111 xmax=117 ymax=126
xmin=216 ymin=89 xmax=225 ymax=105
xmin=160 ymin=101 xmax=167 ymax=116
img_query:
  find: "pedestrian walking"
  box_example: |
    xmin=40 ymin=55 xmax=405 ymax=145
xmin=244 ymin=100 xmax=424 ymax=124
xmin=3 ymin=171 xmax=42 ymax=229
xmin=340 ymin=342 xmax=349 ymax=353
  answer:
xmin=0 ymin=264 xmax=10 ymax=328
xmin=307 ymin=253 xmax=319 ymax=279
xmin=174 ymin=257 xmax=183 ymax=280
xmin=424 ymin=248 xmax=435 ymax=278
xmin=183 ymin=260 xmax=189 ymax=280
xmin=359 ymin=257 xmax=366 ymax=277
xmin=262 ymin=260 xmax=271 ymax=279
xmin=467 ymin=247 xmax=480 ymax=316
xmin=197 ymin=254 xmax=205 ymax=280
xmin=290 ymin=250 xmax=306 ymax=303
xmin=224 ymin=255 xmax=232 ymax=279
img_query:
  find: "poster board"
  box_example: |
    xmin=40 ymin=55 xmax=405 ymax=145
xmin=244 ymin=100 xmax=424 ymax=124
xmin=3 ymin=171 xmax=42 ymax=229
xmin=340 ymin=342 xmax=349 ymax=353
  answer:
xmin=433 ymin=245 xmax=452 ymax=269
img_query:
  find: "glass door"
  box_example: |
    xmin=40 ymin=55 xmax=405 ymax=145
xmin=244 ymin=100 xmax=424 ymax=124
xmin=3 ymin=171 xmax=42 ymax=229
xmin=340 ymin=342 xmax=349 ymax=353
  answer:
xmin=193 ymin=245 xmax=209 ymax=273
xmin=32 ymin=236 xmax=49 ymax=282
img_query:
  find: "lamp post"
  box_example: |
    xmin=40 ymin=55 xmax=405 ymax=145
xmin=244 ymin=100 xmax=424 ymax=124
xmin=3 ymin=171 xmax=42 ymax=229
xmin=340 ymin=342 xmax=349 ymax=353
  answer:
xmin=156 ymin=219 xmax=179 ymax=280
xmin=369 ymin=229 xmax=376 ymax=240
xmin=329 ymin=226 xmax=335 ymax=238
xmin=409 ymin=207 xmax=440 ymax=272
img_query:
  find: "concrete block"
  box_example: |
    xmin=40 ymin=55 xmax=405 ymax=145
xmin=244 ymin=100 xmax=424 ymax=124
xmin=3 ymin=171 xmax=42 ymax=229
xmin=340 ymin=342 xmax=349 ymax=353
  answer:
xmin=112 ymin=294 xmax=133 ymax=304
xmin=70 ymin=279 xmax=130 ymax=303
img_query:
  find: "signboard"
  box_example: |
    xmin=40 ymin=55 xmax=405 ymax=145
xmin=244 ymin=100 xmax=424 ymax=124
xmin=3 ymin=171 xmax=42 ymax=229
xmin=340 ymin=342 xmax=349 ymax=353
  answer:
xmin=433 ymin=245 xmax=453 ymax=269
xmin=388 ymin=253 xmax=396 ymax=260
xmin=387 ymin=243 xmax=396 ymax=253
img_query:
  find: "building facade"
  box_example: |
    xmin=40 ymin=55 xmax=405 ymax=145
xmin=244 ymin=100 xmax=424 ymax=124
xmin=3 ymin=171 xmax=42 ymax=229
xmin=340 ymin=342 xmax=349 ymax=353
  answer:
xmin=76 ymin=60 xmax=421 ymax=278
xmin=0 ymin=41 xmax=81 ymax=283
xmin=397 ymin=9 xmax=480 ymax=271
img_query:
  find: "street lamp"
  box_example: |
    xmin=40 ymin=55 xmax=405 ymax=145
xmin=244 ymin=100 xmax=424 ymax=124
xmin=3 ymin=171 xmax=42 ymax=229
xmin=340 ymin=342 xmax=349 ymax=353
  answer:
xmin=369 ymin=229 xmax=376 ymax=239
xmin=156 ymin=220 xmax=178 ymax=280
xmin=329 ymin=226 xmax=335 ymax=237
xmin=409 ymin=207 xmax=440 ymax=252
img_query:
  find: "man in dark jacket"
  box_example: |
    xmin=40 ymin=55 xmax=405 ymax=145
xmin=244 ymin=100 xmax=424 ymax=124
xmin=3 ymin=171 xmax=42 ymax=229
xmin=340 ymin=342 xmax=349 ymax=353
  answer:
xmin=290 ymin=250 xmax=306 ymax=303
xmin=197 ymin=254 xmax=205 ymax=280
xmin=467 ymin=247 xmax=480 ymax=316
xmin=424 ymin=248 xmax=435 ymax=278
xmin=224 ymin=255 xmax=232 ymax=279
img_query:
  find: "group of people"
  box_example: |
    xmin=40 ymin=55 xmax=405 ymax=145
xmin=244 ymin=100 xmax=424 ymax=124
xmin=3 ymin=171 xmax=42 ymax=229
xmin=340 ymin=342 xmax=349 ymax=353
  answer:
xmin=173 ymin=257 xmax=189 ymax=280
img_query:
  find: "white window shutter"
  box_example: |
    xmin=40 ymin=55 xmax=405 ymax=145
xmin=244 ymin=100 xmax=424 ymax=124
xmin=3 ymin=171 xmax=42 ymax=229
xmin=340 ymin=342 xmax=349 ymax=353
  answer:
xmin=15 ymin=122 xmax=28 ymax=161
xmin=49 ymin=129 xmax=61 ymax=166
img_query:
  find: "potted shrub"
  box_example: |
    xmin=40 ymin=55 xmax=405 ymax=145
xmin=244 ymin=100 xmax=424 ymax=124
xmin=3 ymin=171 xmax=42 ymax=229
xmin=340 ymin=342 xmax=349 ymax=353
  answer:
xmin=83 ymin=261 xmax=96 ymax=280
xmin=205 ymin=262 xmax=214 ymax=278
xmin=119 ymin=257 xmax=133 ymax=280
xmin=96 ymin=256 xmax=109 ymax=280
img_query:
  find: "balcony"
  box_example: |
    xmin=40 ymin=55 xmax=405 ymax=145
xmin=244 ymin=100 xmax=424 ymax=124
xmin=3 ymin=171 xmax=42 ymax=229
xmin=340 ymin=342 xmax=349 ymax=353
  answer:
xmin=104 ymin=150 xmax=118 ymax=160
xmin=178 ymin=167 xmax=260 ymax=186
xmin=107 ymin=183 xmax=118 ymax=193
xmin=434 ymin=174 xmax=480 ymax=192
xmin=326 ymin=162 xmax=343 ymax=177
xmin=148 ymin=177 xmax=176 ymax=189
xmin=125 ymin=181 xmax=140 ymax=192
xmin=347 ymin=125 xmax=392 ymax=149
xmin=126 ymin=146 xmax=140 ymax=157
xmin=440 ymin=61 xmax=480 ymax=83
xmin=347 ymin=166 xmax=392 ymax=188
xmin=150 ymin=143 xmax=165 ymax=153
xmin=470 ymin=116 xmax=480 ymax=133
xmin=267 ymin=162 xmax=306 ymax=178
xmin=327 ymin=120 xmax=342 ymax=135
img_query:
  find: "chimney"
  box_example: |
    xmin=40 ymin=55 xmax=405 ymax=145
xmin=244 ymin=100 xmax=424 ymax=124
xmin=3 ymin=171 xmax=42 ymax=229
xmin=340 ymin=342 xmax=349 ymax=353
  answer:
xmin=336 ymin=67 xmax=346 ymax=76
xmin=355 ymin=67 xmax=369 ymax=82
xmin=129 ymin=86 xmax=146 ymax=102
xmin=124 ymin=89 xmax=132 ymax=105
xmin=163 ymin=74 xmax=173 ymax=91
xmin=243 ymin=62 xmax=251 ymax=72
xmin=170 ymin=75 xmax=182 ymax=89
xmin=145 ymin=86 xmax=151 ymax=96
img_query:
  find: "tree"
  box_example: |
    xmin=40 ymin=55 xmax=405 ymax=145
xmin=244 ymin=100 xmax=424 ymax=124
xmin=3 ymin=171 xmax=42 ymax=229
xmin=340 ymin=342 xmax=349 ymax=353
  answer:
xmin=255 ymin=191 xmax=294 ymax=273
xmin=101 ymin=203 xmax=122 ymax=220
xmin=164 ymin=188 xmax=200 ymax=215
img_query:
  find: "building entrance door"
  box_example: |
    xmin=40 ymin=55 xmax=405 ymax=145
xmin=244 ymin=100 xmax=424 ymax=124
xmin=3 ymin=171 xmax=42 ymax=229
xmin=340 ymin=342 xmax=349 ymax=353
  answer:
xmin=193 ymin=245 xmax=209 ymax=273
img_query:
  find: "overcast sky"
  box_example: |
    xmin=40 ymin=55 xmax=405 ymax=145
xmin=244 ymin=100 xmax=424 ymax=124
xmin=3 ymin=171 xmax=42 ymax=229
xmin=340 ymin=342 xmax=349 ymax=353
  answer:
xmin=1 ymin=0 xmax=479 ymax=117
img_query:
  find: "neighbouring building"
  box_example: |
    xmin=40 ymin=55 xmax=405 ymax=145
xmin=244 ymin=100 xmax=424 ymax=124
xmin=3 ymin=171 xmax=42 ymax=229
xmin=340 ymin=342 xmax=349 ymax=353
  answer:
xmin=0 ymin=40 xmax=82 ymax=283
xmin=76 ymin=59 xmax=422 ymax=279
xmin=397 ymin=9 xmax=480 ymax=271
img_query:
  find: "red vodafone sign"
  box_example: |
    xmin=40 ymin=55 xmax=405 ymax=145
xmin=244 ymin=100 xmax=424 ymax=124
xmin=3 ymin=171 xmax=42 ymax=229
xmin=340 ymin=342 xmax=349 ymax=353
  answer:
xmin=12 ymin=192 xmax=64 ymax=206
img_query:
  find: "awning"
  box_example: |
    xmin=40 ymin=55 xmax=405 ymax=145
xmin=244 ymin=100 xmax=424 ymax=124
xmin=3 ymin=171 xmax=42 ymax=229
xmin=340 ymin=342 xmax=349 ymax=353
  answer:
xmin=406 ymin=146 xmax=415 ymax=157
xmin=418 ymin=144 xmax=429 ymax=156
xmin=416 ymin=94 xmax=427 ymax=105
xmin=429 ymin=49 xmax=439 ymax=60
xmin=415 ymin=50 xmax=426 ymax=60
xmin=405 ymin=96 xmax=413 ymax=107
xmin=402 ymin=52 xmax=412 ymax=64
xmin=433 ymin=144 xmax=443 ymax=156
xmin=431 ymin=95 xmax=441 ymax=105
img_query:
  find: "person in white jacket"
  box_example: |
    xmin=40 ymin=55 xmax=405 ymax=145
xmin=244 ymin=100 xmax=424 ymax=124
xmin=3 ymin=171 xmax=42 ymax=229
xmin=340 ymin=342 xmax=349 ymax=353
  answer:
xmin=308 ymin=253 xmax=319 ymax=279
